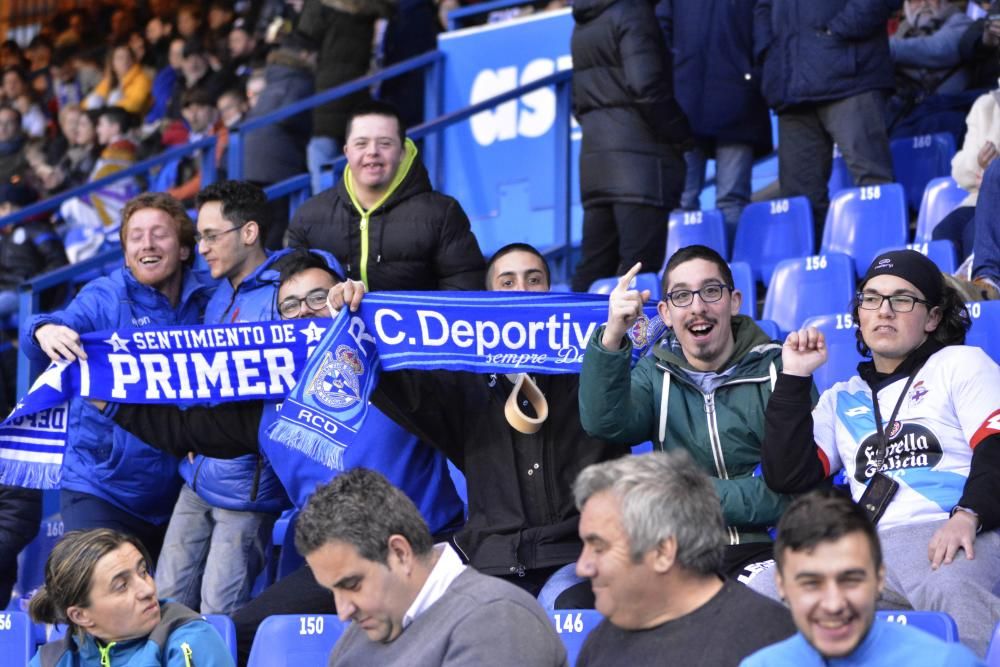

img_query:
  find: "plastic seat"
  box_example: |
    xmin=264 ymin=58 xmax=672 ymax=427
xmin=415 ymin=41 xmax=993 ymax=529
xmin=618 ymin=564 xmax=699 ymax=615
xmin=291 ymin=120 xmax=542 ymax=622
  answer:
xmin=890 ymin=133 xmax=957 ymax=213
xmin=915 ymin=176 xmax=968 ymax=243
xmin=203 ymin=614 xmax=238 ymax=662
xmin=247 ymin=614 xmax=345 ymax=667
xmin=762 ymin=254 xmax=856 ymax=336
xmin=755 ymin=319 xmax=782 ymax=341
xmin=14 ymin=514 xmax=63 ymax=604
xmin=447 ymin=459 xmax=469 ymax=512
xmin=0 ymin=611 xmax=34 ymax=666
xmin=873 ymin=240 xmax=958 ymax=275
xmin=732 ymin=197 xmax=814 ymax=285
xmin=588 ymin=272 xmax=661 ymax=300
xmin=828 ymin=145 xmax=852 ymax=195
xmin=665 ymin=209 xmax=728 ymax=264
xmin=966 ymin=301 xmax=1000 ymax=365
xmin=876 ymin=610 xmax=959 ymax=642
xmin=821 ymin=184 xmax=908 ymax=278
xmin=547 ymin=609 xmax=604 ymax=667
xmin=729 ymin=261 xmax=756 ymax=319
xmin=986 ymin=620 xmax=1000 ymax=666
xmin=800 ymin=313 xmax=864 ymax=393
xmin=537 ymin=563 xmax=586 ymax=611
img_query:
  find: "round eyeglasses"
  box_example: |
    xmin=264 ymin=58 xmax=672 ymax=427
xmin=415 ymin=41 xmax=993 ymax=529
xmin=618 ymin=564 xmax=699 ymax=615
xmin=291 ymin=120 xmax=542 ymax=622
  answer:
xmin=278 ymin=288 xmax=330 ymax=318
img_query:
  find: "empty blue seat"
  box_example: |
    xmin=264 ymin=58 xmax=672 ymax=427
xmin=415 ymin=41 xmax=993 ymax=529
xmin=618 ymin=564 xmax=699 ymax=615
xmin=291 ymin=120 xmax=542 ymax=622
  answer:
xmin=755 ymin=319 xmax=782 ymax=341
xmin=801 ymin=313 xmax=864 ymax=393
xmin=966 ymin=301 xmax=1000 ymax=365
xmin=986 ymin=620 xmax=1000 ymax=666
xmin=732 ymin=197 xmax=815 ymax=285
xmin=890 ymin=133 xmax=957 ymax=213
xmin=873 ymin=240 xmax=958 ymax=275
xmin=14 ymin=514 xmax=63 ymax=603
xmin=876 ymin=610 xmax=959 ymax=642
xmin=588 ymin=272 xmax=661 ymax=300
xmin=0 ymin=611 xmax=34 ymax=666
xmin=203 ymin=614 xmax=238 ymax=662
xmin=915 ymin=176 xmax=968 ymax=243
xmin=665 ymin=209 xmax=728 ymax=264
xmin=537 ymin=563 xmax=586 ymax=611
xmin=547 ymin=609 xmax=604 ymax=667
xmin=821 ymin=183 xmax=908 ymax=278
xmin=762 ymin=254 xmax=856 ymax=336
xmin=729 ymin=261 xmax=756 ymax=319
xmin=828 ymin=145 xmax=852 ymax=195
xmin=247 ymin=614 xmax=345 ymax=667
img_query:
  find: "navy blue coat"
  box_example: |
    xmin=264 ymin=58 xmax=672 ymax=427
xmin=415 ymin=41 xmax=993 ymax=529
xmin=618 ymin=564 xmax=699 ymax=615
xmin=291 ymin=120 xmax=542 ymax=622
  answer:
xmin=754 ymin=0 xmax=902 ymax=112
xmin=657 ymin=0 xmax=772 ymax=157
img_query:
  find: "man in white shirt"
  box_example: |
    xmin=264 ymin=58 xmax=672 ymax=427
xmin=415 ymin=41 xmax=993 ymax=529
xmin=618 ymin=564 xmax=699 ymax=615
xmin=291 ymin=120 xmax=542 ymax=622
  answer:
xmin=295 ymin=468 xmax=568 ymax=666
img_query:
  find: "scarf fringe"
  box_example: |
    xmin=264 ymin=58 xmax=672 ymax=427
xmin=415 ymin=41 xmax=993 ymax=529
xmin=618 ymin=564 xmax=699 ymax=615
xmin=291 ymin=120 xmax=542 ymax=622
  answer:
xmin=0 ymin=460 xmax=62 ymax=489
xmin=267 ymin=420 xmax=345 ymax=471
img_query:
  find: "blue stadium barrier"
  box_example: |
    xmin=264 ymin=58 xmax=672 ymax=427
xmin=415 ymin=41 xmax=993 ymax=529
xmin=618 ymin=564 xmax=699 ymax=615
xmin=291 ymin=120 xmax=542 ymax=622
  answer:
xmin=665 ymin=209 xmax=728 ymax=265
xmin=247 ymin=614 xmax=346 ymax=667
xmin=800 ymin=313 xmax=863 ymax=393
xmin=446 ymin=0 xmax=536 ymax=29
xmin=762 ymin=254 xmax=856 ymax=336
xmin=732 ymin=197 xmax=814 ymax=286
xmin=537 ymin=562 xmax=586 ymax=611
xmin=203 ymin=614 xmax=238 ymax=662
xmin=876 ymin=610 xmax=959 ymax=642
xmin=915 ymin=176 xmax=968 ymax=243
xmin=822 ymin=184 xmax=908 ymax=279
xmin=874 ymin=240 xmax=958 ymax=275
xmin=966 ymin=300 xmax=1000 ymax=364
xmin=0 ymin=611 xmax=34 ymax=666
xmin=890 ymin=133 xmax=957 ymax=214
xmin=729 ymin=261 xmax=756 ymax=319
xmin=547 ymin=609 xmax=603 ymax=667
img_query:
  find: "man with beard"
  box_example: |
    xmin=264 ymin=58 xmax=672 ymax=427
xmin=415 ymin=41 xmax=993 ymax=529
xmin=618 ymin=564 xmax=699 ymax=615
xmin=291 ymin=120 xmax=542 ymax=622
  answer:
xmin=891 ymin=0 xmax=974 ymax=98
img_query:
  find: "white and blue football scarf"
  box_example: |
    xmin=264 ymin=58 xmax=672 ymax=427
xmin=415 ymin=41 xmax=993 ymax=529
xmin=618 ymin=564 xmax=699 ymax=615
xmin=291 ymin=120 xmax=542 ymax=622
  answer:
xmin=1 ymin=292 xmax=661 ymax=487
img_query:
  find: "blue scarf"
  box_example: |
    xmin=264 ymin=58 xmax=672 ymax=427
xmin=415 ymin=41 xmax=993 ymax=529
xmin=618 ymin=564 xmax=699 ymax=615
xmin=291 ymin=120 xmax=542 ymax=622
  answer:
xmin=2 ymin=292 xmax=661 ymax=487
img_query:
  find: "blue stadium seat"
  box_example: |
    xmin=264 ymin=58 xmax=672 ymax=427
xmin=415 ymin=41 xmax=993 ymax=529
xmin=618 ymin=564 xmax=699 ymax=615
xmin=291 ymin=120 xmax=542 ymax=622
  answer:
xmin=247 ymin=614 xmax=346 ymax=667
xmin=631 ymin=441 xmax=653 ymax=454
xmin=665 ymin=209 xmax=728 ymax=263
xmin=272 ymin=510 xmax=304 ymax=582
xmin=966 ymin=301 xmax=1000 ymax=364
xmin=588 ymin=272 xmax=661 ymax=300
xmin=547 ymin=609 xmax=604 ymax=667
xmin=537 ymin=563 xmax=586 ymax=611
xmin=14 ymin=514 xmax=63 ymax=604
xmin=915 ymin=176 xmax=968 ymax=243
xmin=890 ymin=133 xmax=957 ymax=213
xmin=821 ymin=184 xmax=908 ymax=278
xmin=732 ymin=197 xmax=814 ymax=285
xmin=755 ymin=319 xmax=782 ymax=341
xmin=203 ymin=614 xmax=238 ymax=662
xmin=800 ymin=313 xmax=863 ymax=393
xmin=762 ymin=254 xmax=856 ymax=336
xmin=828 ymin=146 xmax=852 ymax=195
xmin=986 ymin=620 xmax=1000 ymax=666
xmin=447 ymin=459 xmax=468 ymax=510
xmin=873 ymin=240 xmax=958 ymax=275
xmin=0 ymin=611 xmax=34 ymax=666
xmin=150 ymin=158 xmax=182 ymax=192
xmin=729 ymin=261 xmax=756 ymax=319
xmin=876 ymin=610 xmax=959 ymax=642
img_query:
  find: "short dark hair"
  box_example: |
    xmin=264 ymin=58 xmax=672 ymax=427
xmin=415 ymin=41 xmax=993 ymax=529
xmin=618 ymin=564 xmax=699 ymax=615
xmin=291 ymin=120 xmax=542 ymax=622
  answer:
xmin=195 ymin=180 xmax=270 ymax=245
xmin=97 ymin=106 xmax=133 ymax=134
xmin=181 ymin=86 xmax=216 ymax=109
xmin=485 ymin=242 xmax=550 ymax=289
xmin=345 ymin=99 xmax=405 ymax=145
xmin=774 ymin=490 xmax=882 ymax=573
xmin=0 ymin=104 xmax=22 ymax=125
xmin=295 ymin=468 xmax=434 ymax=562
xmin=276 ymin=249 xmax=341 ymax=287
xmin=662 ymin=244 xmax=734 ymax=295
xmin=2 ymin=65 xmax=26 ymax=83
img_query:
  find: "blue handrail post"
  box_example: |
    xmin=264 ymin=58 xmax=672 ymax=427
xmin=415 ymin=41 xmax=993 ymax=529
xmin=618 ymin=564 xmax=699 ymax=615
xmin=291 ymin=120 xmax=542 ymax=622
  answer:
xmin=227 ymin=126 xmax=244 ymax=181
xmin=422 ymin=52 xmax=444 ymax=188
xmin=202 ymin=141 xmax=217 ymax=186
xmin=553 ymin=78 xmax=572 ymax=285
xmin=15 ymin=287 xmax=39 ymax=398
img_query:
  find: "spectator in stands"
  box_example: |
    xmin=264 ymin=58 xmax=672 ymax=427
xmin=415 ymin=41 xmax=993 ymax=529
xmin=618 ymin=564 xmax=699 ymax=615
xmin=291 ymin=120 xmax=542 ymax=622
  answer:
xmin=758 ymin=249 xmax=1000 ymax=656
xmin=0 ymin=486 xmax=41 ymax=609
xmin=0 ymin=106 xmax=29 ymax=185
xmin=965 ymin=158 xmax=1000 ymax=299
xmin=145 ymin=37 xmax=185 ymax=125
xmin=22 ymin=192 xmax=214 ymax=563
xmin=49 ymin=46 xmax=84 ymax=111
xmin=224 ymin=17 xmax=260 ymax=83
xmin=245 ymin=69 xmax=265 ymax=109
xmin=217 ymin=88 xmax=247 ymax=129
xmin=580 ymin=246 xmax=797 ymax=578
xmin=0 ymin=180 xmax=67 ymax=317
xmin=569 ymin=0 xmax=690 ymax=292
xmin=177 ymin=4 xmax=205 ymax=45
xmin=741 ymin=491 xmax=983 ymax=666
xmin=754 ymin=0 xmax=896 ymax=234
xmin=892 ymin=0 xmax=973 ymax=95
xmin=958 ymin=2 xmax=1000 ymax=89
xmin=166 ymin=88 xmax=229 ymax=206
xmin=40 ymin=107 xmax=98 ymax=194
xmin=572 ymin=451 xmax=795 ymax=666
xmin=27 ymin=528 xmax=234 ymax=667
xmin=165 ymin=39 xmax=234 ymax=122
xmin=144 ymin=16 xmax=175 ymax=72
xmin=84 ymin=42 xmax=154 ymax=117
xmin=25 ymin=35 xmax=53 ymax=102
xmin=96 ymin=249 xmax=465 ymax=665
xmin=3 ymin=67 xmax=47 ymax=138
xmin=294 ymin=0 xmax=394 ymax=195
xmin=296 ymin=468 xmax=567 ymax=667
xmin=657 ymin=0 xmax=772 ymax=241
xmin=288 ymin=100 xmax=485 ymax=291
xmin=329 ymin=243 xmax=630 ymax=604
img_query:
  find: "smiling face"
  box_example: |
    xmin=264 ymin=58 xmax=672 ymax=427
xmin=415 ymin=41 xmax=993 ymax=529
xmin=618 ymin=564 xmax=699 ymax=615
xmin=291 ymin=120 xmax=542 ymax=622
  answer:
xmin=659 ymin=258 xmax=742 ymax=372
xmin=345 ymin=114 xmax=404 ymax=200
xmin=111 ymin=45 xmax=133 ymax=79
xmin=858 ymin=274 xmax=941 ymax=373
xmin=776 ymin=532 xmax=885 ymax=659
xmin=123 ymin=207 xmax=189 ymax=294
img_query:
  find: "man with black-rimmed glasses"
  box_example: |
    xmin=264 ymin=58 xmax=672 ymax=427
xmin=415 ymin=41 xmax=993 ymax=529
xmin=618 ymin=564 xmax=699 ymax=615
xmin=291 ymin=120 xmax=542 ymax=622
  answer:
xmin=580 ymin=244 xmax=805 ymax=579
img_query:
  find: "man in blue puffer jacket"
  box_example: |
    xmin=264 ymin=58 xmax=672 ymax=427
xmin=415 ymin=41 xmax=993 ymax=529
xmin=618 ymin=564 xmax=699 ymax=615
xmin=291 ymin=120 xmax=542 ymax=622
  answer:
xmin=754 ymin=0 xmax=900 ymax=234
xmin=22 ymin=192 xmax=215 ymax=561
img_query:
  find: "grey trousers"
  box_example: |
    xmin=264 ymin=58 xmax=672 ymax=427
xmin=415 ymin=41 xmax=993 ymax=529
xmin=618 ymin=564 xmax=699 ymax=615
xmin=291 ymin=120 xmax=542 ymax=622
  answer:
xmin=741 ymin=519 xmax=1000 ymax=657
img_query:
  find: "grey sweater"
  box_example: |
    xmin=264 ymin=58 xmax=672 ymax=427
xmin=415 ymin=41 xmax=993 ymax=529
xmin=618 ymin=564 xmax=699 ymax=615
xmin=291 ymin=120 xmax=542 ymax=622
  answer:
xmin=328 ymin=568 xmax=568 ymax=667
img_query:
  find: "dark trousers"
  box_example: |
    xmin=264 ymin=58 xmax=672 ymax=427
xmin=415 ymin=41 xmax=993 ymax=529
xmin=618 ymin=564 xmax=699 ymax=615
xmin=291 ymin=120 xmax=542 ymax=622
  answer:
xmin=60 ymin=489 xmax=168 ymax=564
xmin=0 ymin=487 xmax=41 ymax=608
xmin=932 ymin=204 xmax=976 ymax=261
xmin=496 ymin=564 xmax=595 ymax=609
xmin=571 ymin=203 xmax=669 ymax=292
xmin=778 ymin=90 xmax=894 ymax=242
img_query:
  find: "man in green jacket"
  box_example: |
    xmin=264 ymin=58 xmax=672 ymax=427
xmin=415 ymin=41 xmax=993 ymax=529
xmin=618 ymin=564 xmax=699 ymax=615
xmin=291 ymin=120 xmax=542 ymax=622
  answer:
xmin=579 ymin=244 xmax=808 ymax=577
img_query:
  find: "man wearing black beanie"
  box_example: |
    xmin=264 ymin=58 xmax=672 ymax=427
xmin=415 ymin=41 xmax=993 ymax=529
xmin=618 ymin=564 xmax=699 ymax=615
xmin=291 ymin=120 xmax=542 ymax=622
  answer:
xmin=749 ymin=249 xmax=1000 ymax=657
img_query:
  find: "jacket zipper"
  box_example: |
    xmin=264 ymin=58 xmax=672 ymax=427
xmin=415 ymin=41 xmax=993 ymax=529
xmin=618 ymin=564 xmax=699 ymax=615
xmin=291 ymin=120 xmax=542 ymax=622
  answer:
xmin=702 ymin=392 xmax=740 ymax=545
xmin=359 ymin=213 xmax=370 ymax=287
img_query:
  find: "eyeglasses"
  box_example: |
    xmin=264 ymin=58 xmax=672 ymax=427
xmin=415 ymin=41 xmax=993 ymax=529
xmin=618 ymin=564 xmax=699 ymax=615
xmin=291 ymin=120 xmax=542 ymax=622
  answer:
xmin=194 ymin=221 xmax=249 ymax=245
xmin=278 ymin=288 xmax=330 ymax=318
xmin=857 ymin=292 xmax=931 ymax=313
xmin=663 ymin=284 xmax=732 ymax=308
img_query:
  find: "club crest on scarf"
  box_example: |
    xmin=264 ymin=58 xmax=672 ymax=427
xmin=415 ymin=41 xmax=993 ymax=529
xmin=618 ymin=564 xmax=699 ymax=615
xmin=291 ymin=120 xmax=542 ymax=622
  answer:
xmin=308 ymin=345 xmax=365 ymax=409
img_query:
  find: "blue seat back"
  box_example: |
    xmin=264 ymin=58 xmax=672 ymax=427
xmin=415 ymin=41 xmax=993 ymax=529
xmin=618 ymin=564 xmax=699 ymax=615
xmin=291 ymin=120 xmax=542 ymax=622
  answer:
xmin=14 ymin=514 xmax=63 ymax=604
xmin=821 ymin=184 xmax=908 ymax=278
xmin=548 ymin=609 xmax=604 ymax=667
xmin=873 ymin=240 xmax=958 ymax=274
xmin=966 ymin=301 xmax=1000 ymax=365
xmin=986 ymin=620 xmax=1000 ymax=666
xmin=588 ymin=272 xmax=661 ymax=300
xmin=729 ymin=261 xmax=756 ymax=319
xmin=915 ymin=176 xmax=968 ymax=242
xmin=447 ymin=459 xmax=468 ymax=511
xmin=801 ymin=313 xmax=864 ymax=393
xmin=732 ymin=197 xmax=814 ymax=285
xmin=203 ymin=614 xmax=238 ymax=662
xmin=828 ymin=145 xmax=852 ymax=195
xmin=247 ymin=614 xmax=346 ymax=667
xmin=0 ymin=611 xmax=33 ymax=666
xmin=665 ymin=209 xmax=728 ymax=263
xmin=890 ymin=133 xmax=957 ymax=213
xmin=537 ymin=563 xmax=586 ymax=611
xmin=876 ymin=610 xmax=959 ymax=642
xmin=755 ymin=319 xmax=782 ymax=341
xmin=762 ymin=254 xmax=856 ymax=336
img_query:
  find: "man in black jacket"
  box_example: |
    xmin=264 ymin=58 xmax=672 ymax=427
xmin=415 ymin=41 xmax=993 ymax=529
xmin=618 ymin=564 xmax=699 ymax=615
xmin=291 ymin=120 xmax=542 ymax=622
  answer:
xmin=330 ymin=242 xmax=631 ymax=606
xmin=287 ymin=100 xmax=485 ymax=292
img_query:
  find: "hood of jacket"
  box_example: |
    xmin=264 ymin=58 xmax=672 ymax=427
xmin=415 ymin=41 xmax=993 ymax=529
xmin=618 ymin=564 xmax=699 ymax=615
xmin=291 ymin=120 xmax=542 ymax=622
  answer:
xmin=653 ymin=315 xmax=777 ymax=374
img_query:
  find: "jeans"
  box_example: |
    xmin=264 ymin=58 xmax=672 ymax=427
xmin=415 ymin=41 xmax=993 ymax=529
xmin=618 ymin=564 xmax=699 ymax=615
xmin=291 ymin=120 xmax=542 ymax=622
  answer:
xmin=973 ymin=160 xmax=1000 ymax=284
xmin=155 ymin=484 xmax=277 ymax=615
xmin=681 ymin=143 xmax=754 ymax=242
xmin=306 ymin=136 xmax=339 ymax=196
